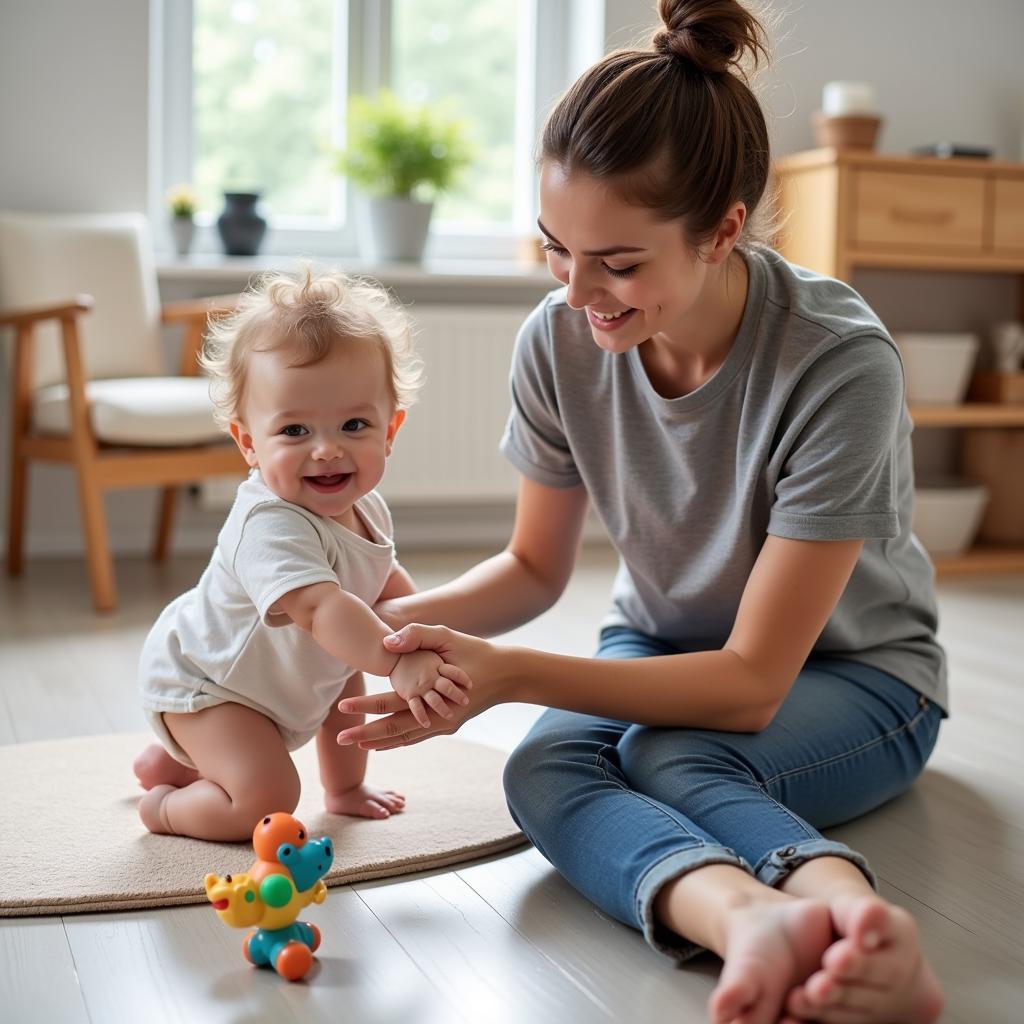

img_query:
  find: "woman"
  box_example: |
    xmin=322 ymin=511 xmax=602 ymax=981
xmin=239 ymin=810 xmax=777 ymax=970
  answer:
xmin=337 ymin=2 xmax=946 ymax=1021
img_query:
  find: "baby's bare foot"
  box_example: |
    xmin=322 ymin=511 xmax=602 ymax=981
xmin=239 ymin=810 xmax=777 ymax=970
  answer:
xmin=710 ymin=897 xmax=834 ymax=1024
xmin=781 ymin=894 xmax=944 ymax=1024
xmin=137 ymin=783 xmax=177 ymax=834
xmin=325 ymin=783 xmax=405 ymax=819
xmin=133 ymin=743 xmax=200 ymax=790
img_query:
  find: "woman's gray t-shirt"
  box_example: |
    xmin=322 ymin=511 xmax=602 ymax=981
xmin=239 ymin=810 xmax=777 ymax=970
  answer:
xmin=500 ymin=245 xmax=948 ymax=713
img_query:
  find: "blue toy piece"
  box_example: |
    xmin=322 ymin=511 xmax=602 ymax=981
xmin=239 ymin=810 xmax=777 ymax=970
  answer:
xmin=276 ymin=835 xmax=334 ymax=892
xmin=244 ymin=920 xmax=322 ymax=980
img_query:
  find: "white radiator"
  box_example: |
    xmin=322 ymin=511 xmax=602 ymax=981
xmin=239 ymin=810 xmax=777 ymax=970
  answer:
xmin=383 ymin=304 xmax=528 ymax=504
xmin=199 ymin=304 xmax=530 ymax=510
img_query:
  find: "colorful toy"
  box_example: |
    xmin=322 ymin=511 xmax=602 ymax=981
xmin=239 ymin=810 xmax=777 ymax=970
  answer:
xmin=204 ymin=813 xmax=334 ymax=981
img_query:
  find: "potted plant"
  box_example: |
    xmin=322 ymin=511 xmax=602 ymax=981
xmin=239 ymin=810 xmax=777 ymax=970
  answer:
xmin=166 ymin=184 xmax=198 ymax=256
xmin=334 ymin=91 xmax=473 ymax=263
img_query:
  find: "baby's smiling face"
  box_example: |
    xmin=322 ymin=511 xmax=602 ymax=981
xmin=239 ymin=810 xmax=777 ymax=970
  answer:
xmin=229 ymin=339 xmax=404 ymax=524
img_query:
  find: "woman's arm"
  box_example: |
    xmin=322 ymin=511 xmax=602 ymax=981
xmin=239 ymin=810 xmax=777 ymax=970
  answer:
xmin=374 ymin=477 xmax=589 ymax=637
xmin=337 ymin=535 xmax=864 ymax=746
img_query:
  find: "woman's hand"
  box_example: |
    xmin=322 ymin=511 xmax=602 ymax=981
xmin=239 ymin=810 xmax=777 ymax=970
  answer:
xmin=336 ymin=624 xmax=509 ymax=750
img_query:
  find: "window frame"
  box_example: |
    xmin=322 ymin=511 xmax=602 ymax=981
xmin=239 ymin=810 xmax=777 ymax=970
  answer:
xmin=151 ymin=0 xmax=604 ymax=260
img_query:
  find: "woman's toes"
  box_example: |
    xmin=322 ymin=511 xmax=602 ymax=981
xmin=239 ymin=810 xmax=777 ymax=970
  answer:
xmin=822 ymin=937 xmax=863 ymax=978
xmin=708 ymin=971 xmax=759 ymax=1023
xmin=785 ymin=983 xmax=818 ymax=1020
xmin=831 ymin=894 xmax=893 ymax=953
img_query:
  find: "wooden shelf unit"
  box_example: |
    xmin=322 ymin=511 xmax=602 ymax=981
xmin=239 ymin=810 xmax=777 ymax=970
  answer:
xmin=774 ymin=148 xmax=1024 ymax=575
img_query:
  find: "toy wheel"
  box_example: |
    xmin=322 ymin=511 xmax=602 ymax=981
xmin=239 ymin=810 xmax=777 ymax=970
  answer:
xmin=242 ymin=931 xmax=257 ymax=965
xmin=276 ymin=940 xmax=312 ymax=981
xmin=307 ymin=923 xmax=321 ymax=952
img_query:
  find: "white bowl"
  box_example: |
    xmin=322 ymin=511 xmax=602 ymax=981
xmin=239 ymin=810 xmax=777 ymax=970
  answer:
xmin=913 ymin=479 xmax=989 ymax=556
xmin=894 ymin=333 xmax=979 ymax=404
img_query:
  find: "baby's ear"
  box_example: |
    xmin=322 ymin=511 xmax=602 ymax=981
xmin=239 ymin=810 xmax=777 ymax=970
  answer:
xmin=385 ymin=409 xmax=406 ymax=455
xmin=229 ymin=421 xmax=259 ymax=467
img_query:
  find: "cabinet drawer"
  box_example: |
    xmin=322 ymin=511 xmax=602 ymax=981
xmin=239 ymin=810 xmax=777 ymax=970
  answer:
xmin=853 ymin=170 xmax=985 ymax=251
xmin=993 ymin=177 xmax=1024 ymax=252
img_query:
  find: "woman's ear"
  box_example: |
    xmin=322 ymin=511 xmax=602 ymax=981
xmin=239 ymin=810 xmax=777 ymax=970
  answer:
xmin=705 ymin=201 xmax=747 ymax=264
xmin=385 ymin=409 xmax=406 ymax=456
xmin=229 ymin=420 xmax=260 ymax=468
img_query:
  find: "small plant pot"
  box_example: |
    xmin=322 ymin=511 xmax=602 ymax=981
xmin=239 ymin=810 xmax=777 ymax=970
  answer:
xmin=217 ymin=192 xmax=267 ymax=256
xmin=356 ymin=195 xmax=433 ymax=263
xmin=812 ymin=112 xmax=882 ymax=150
xmin=170 ymin=216 xmax=195 ymax=256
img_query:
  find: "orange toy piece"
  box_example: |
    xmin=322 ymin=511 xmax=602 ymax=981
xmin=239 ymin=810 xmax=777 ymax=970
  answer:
xmin=249 ymin=812 xmax=309 ymax=884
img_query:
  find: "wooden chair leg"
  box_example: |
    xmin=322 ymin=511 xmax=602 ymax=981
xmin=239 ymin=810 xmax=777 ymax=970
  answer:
xmin=153 ymin=485 xmax=177 ymax=562
xmin=73 ymin=467 xmax=117 ymax=612
xmin=6 ymin=448 xmax=28 ymax=576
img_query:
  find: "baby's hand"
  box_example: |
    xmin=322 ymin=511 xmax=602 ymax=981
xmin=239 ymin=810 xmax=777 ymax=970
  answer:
xmin=389 ymin=650 xmax=472 ymax=729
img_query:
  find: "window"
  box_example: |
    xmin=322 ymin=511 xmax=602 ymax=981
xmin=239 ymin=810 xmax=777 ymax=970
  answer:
xmin=155 ymin=0 xmax=604 ymax=259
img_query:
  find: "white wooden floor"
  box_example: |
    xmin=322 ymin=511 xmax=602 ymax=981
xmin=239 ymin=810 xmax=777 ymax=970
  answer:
xmin=0 ymin=547 xmax=1021 ymax=1023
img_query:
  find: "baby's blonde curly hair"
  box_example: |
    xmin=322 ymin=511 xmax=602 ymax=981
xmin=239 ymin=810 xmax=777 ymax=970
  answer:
xmin=200 ymin=263 xmax=423 ymax=431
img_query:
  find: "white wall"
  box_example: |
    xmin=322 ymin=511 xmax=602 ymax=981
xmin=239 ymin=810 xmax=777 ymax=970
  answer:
xmin=2 ymin=1 xmax=1023 ymax=559
xmin=605 ymin=0 xmax=1024 ymax=160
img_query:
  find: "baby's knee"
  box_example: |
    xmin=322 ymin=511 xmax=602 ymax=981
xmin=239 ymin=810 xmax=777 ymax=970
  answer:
xmin=230 ymin=773 xmax=301 ymax=829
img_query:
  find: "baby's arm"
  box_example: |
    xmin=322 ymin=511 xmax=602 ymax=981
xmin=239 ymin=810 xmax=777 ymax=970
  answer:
xmin=275 ymin=582 xmax=469 ymax=727
xmin=377 ymin=563 xmax=417 ymax=602
xmin=274 ymin=582 xmax=401 ymax=677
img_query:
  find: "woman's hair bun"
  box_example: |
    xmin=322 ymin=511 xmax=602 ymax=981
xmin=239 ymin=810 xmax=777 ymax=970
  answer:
xmin=651 ymin=0 xmax=767 ymax=77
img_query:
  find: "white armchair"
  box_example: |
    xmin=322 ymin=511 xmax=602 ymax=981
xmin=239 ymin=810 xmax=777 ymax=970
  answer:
xmin=0 ymin=211 xmax=245 ymax=611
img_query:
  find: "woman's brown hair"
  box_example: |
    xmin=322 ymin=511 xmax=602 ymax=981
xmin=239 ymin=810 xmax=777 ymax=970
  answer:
xmin=541 ymin=0 xmax=772 ymax=248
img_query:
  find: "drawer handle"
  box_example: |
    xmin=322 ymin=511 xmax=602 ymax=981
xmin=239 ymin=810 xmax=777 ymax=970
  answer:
xmin=889 ymin=207 xmax=954 ymax=226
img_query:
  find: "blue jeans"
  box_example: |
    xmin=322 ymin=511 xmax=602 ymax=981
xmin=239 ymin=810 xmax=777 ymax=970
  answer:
xmin=503 ymin=627 xmax=943 ymax=961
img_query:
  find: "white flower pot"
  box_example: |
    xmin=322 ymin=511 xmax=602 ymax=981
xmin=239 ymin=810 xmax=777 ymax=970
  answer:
xmin=170 ymin=217 xmax=195 ymax=256
xmin=355 ymin=196 xmax=434 ymax=263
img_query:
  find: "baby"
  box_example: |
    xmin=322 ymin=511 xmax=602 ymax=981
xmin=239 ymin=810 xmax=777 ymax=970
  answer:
xmin=133 ymin=265 xmax=470 ymax=841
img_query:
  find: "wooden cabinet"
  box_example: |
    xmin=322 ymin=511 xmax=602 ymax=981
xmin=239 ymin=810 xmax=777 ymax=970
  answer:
xmin=774 ymin=148 xmax=1024 ymax=575
xmin=853 ymin=170 xmax=986 ymax=253
xmin=993 ymin=178 xmax=1024 ymax=253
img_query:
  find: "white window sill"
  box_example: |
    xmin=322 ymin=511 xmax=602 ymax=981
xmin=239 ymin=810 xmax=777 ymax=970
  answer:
xmin=156 ymin=251 xmax=554 ymax=291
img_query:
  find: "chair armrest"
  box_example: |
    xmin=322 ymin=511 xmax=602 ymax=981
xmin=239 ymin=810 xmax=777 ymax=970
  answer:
xmin=0 ymin=294 xmax=94 ymax=328
xmin=161 ymin=295 xmax=239 ymax=324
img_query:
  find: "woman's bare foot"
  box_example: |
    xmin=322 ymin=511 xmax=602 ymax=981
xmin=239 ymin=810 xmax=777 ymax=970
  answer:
xmin=324 ymin=783 xmax=405 ymax=819
xmin=780 ymin=895 xmax=944 ymax=1024
xmin=709 ymin=897 xmax=834 ymax=1024
xmin=133 ymin=743 xmax=200 ymax=790
xmin=137 ymin=783 xmax=177 ymax=834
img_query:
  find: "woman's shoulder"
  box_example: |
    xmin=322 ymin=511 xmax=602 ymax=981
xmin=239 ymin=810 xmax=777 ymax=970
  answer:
xmin=749 ymin=245 xmax=893 ymax=350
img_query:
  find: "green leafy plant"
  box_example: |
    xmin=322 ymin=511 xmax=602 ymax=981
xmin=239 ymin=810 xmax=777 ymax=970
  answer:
xmin=166 ymin=184 xmax=198 ymax=218
xmin=334 ymin=91 xmax=473 ymax=200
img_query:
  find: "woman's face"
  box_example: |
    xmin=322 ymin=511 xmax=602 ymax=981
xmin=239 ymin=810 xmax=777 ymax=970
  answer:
xmin=537 ymin=162 xmax=738 ymax=354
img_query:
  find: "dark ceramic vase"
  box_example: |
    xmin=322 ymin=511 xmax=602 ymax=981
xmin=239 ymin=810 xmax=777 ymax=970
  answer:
xmin=216 ymin=192 xmax=267 ymax=256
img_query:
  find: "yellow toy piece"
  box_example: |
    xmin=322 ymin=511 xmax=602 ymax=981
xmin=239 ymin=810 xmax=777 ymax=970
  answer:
xmin=204 ymin=871 xmax=326 ymax=932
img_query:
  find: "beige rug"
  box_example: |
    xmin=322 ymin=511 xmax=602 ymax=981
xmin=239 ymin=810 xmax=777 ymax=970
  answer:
xmin=1 ymin=732 xmax=525 ymax=917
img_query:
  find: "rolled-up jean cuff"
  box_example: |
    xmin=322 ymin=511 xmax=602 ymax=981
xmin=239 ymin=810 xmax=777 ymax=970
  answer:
xmin=754 ymin=838 xmax=878 ymax=891
xmin=636 ymin=846 xmax=752 ymax=963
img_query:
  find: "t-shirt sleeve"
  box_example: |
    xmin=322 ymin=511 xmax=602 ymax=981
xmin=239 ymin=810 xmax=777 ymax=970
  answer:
xmin=231 ymin=504 xmax=340 ymax=626
xmin=769 ymin=336 xmax=903 ymax=541
xmin=499 ymin=298 xmax=582 ymax=488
